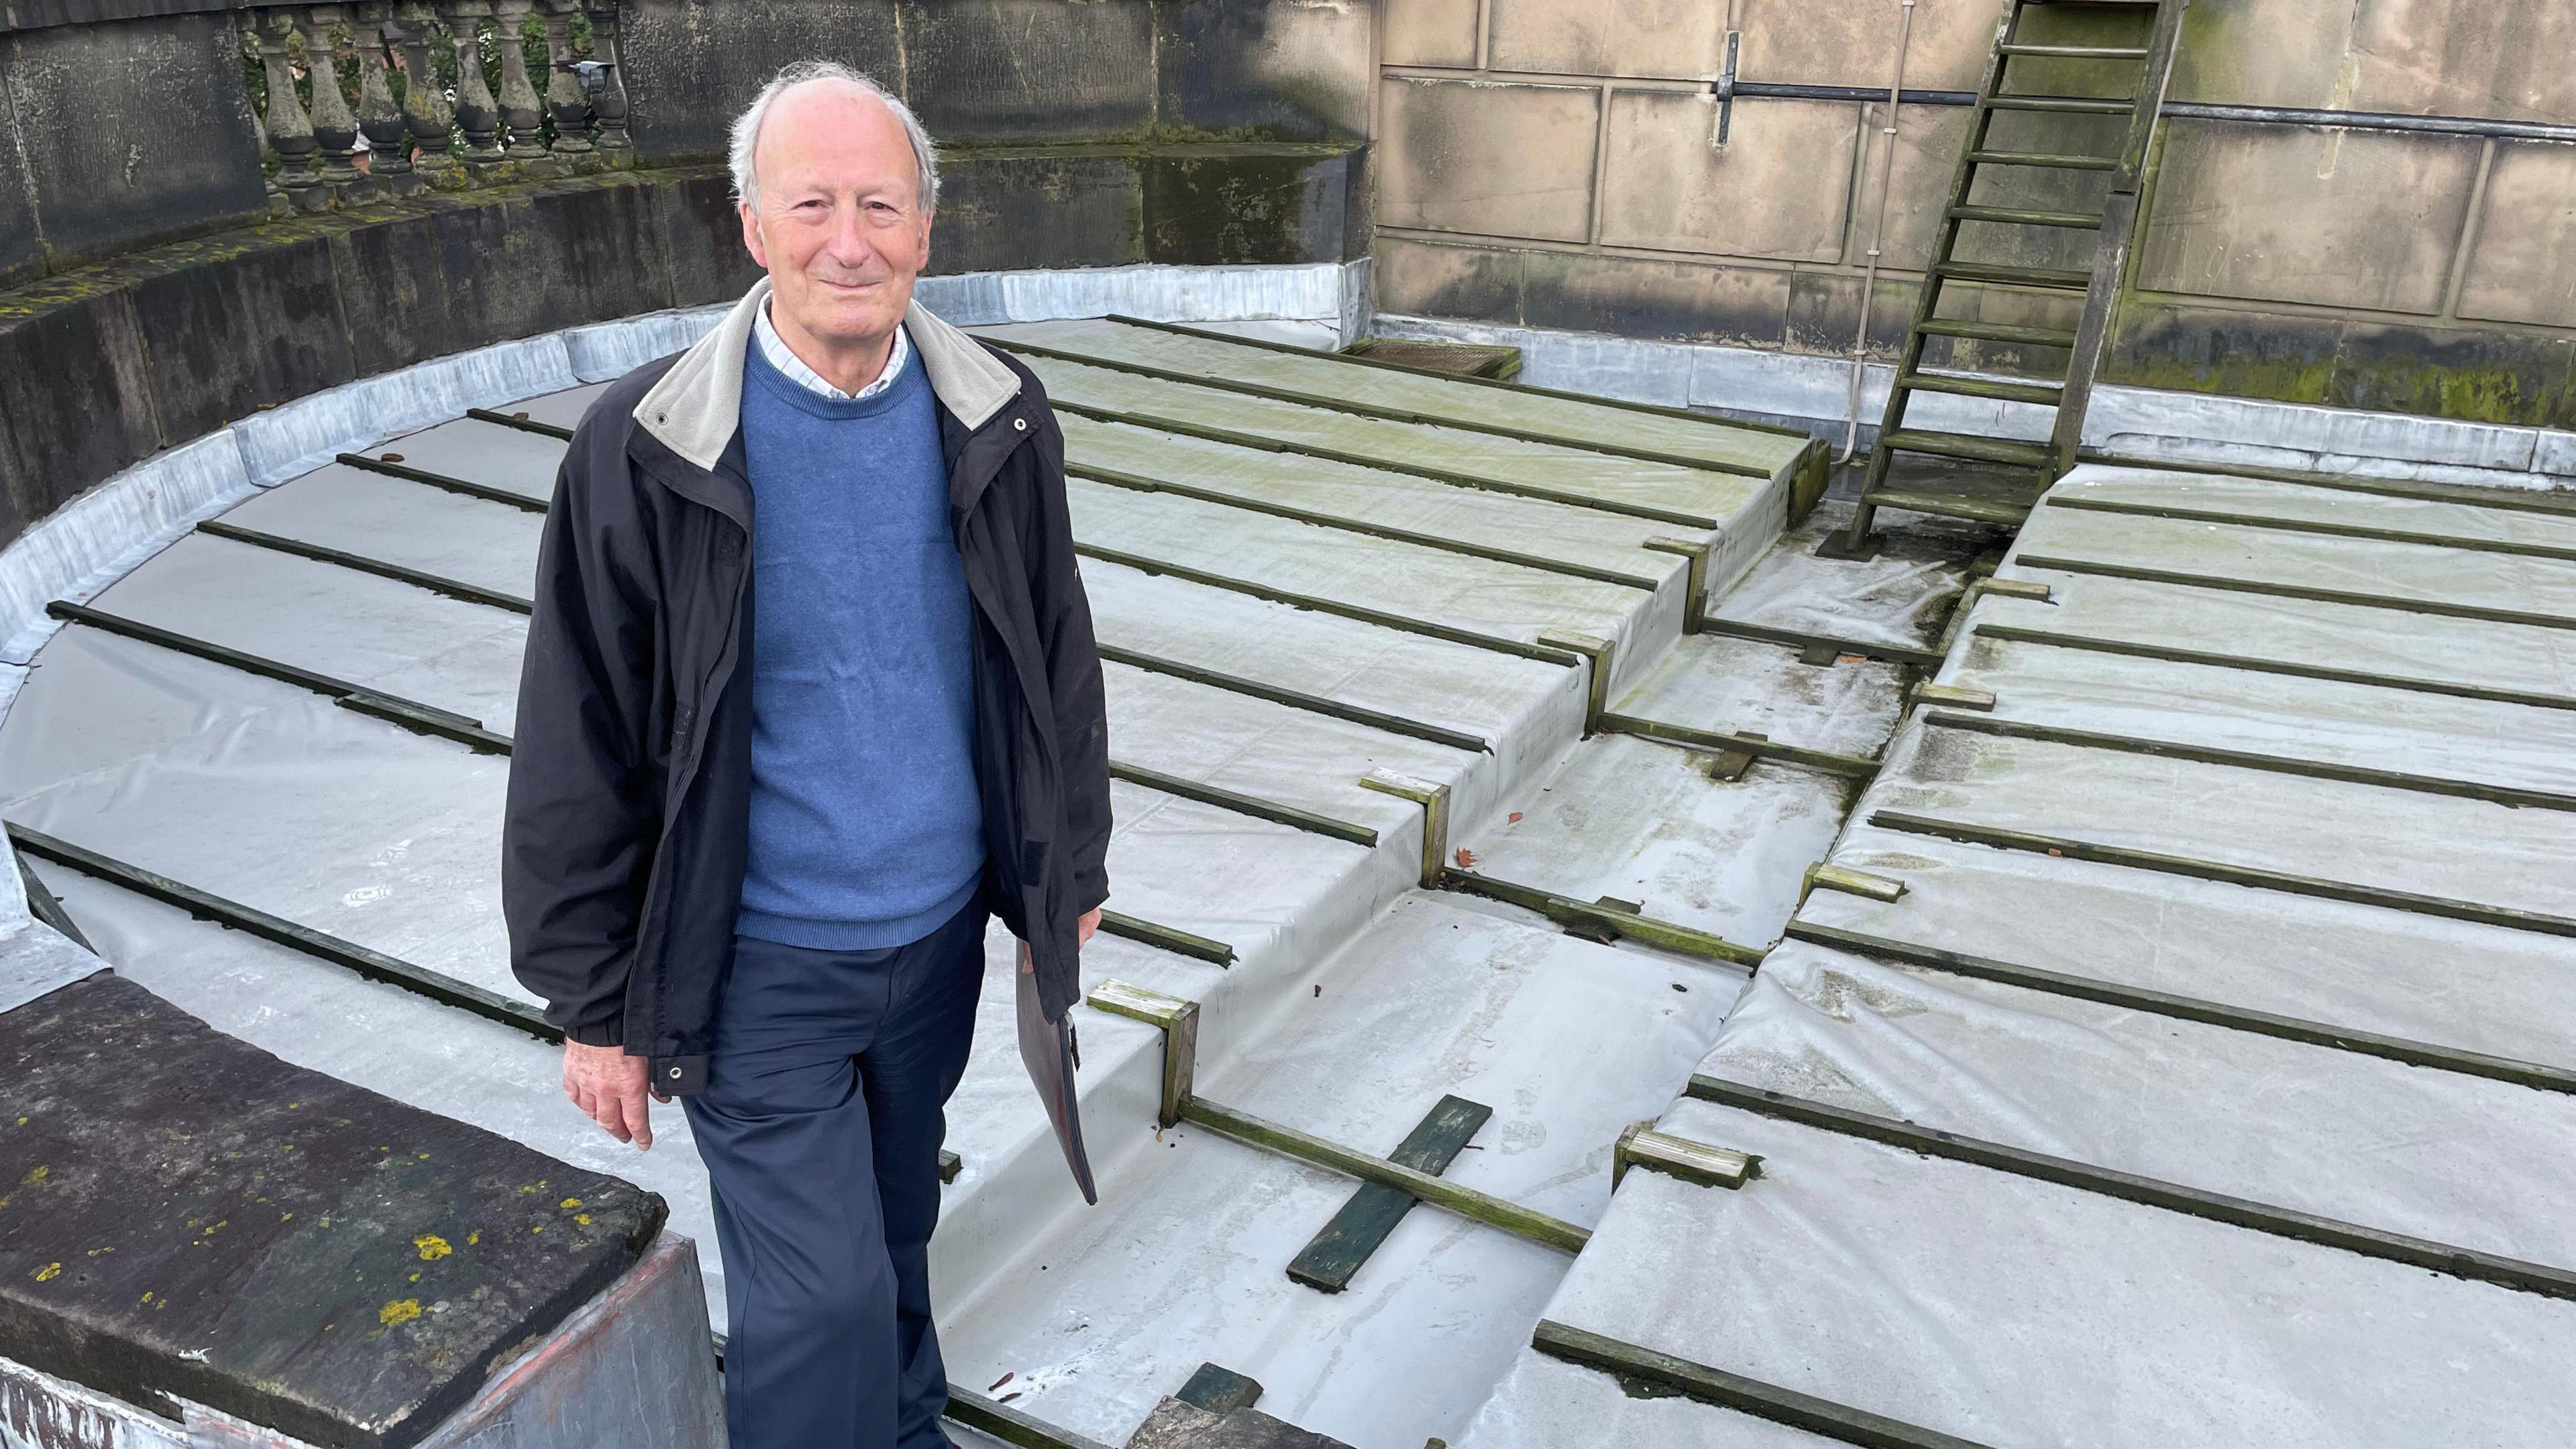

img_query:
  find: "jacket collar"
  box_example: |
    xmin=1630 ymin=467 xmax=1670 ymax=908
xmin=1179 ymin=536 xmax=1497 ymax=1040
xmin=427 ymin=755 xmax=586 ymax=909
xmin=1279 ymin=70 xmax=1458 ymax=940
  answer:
xmin=633 ymin=277 xmax=1023 ymax=472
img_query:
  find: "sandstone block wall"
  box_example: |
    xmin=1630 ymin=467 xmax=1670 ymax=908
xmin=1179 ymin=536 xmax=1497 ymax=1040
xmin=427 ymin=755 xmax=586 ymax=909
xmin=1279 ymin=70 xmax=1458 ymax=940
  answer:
xmin=618 ymin=0 xmax=1378 ymax=268
xmin=1373 ymin=0 xmax=2576 ymax=429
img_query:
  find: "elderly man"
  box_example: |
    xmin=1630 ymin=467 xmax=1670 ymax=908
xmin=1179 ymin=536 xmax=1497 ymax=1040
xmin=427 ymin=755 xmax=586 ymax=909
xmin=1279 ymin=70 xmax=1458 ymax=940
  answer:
xmin=501 ymin=61 xmax=1112 ymax=1448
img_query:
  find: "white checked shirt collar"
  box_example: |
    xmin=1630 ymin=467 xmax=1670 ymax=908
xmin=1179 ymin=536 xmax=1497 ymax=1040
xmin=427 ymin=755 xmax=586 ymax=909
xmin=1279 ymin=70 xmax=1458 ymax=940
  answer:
xmin=753 ymin=296 xmax=910 ymax=400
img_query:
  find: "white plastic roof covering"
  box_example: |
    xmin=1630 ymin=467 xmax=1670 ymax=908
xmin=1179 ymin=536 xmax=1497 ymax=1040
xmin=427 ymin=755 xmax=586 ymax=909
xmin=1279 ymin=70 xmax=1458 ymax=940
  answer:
xmin=1466 ymin=463 xmax=2576 ymax=1448
xmin=0 ymin=313 xmax=1848 ymax=1447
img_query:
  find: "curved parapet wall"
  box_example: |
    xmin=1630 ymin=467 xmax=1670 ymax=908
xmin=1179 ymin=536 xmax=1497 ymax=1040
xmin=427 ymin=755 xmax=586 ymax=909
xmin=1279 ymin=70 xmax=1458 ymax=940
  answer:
xmin=0 ymin=0 xmax=1371 ymax=555
xmin=0 ymin=151 xmax=1358 ymax=557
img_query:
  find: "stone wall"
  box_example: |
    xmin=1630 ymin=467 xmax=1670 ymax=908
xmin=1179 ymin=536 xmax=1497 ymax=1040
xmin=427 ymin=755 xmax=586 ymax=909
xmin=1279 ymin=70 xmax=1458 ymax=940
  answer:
xmin=1373 ymin=0 xmax=2576 ymax=429
xmin=617 ymin=0 xmax=1377 ymax=264
xmin=0 ymin=0 xmax=1375 ymax=549
xmin=0 ymin=9 xmax=270 ymax=286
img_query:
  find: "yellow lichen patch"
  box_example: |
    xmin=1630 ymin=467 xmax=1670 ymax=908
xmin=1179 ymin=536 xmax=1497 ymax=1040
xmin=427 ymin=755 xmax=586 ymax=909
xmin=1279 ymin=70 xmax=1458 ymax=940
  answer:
xmin=414 ymin=1234 xmax=452 ymax=1260
xmin=34 ymin=1262 xmax=61 ymax=1281
xmin=23 ymin=1166 xmax=48 ymax=1185
xmin=466 ymin=1230 xmax=481 ymax=1246
xmin=380 ymin=1299 xmax=422 ymax=1328
xmin=140 ymin=1291 xmax=154 ymax=1304
xmin=574 ymin=1214 xmax=592 ymax=1226
xmin=559 ymin=1197 xmax=583 ymax=1210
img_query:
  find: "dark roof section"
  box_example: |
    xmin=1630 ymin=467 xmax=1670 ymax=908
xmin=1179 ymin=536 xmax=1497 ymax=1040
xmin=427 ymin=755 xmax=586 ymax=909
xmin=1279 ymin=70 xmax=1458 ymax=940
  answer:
xmin=0 ymin=973 xmax=666 ymax=1448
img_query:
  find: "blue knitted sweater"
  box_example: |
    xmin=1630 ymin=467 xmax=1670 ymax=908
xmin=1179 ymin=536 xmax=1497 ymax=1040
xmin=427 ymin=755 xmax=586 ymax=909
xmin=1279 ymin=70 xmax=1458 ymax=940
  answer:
xmin=733 ymin=334 xmax=985 ymax=949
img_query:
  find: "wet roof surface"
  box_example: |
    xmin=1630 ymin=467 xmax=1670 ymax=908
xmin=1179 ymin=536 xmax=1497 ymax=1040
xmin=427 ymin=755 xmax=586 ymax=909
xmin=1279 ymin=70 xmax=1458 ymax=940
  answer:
xmin=1 ymin=323 xmax=1868 ymax=1447
xmin=11 ymin=311 xmax=2561 ymax=1448
xmin=1464 ymin=464 xmax=2576 ymax=1449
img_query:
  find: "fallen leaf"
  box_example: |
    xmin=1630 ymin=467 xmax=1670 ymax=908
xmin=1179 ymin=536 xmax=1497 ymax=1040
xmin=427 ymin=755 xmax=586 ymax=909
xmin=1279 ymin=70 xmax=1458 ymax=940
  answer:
xmin=989 ymin=1371 xmax=1014 ymax=1392
xmin=1507 ymin=812 xmax=1523 ymax=824
xmin=380 ymin=453 xmax=404 ymax=463
xmin=1454 ymin=847 xmax=1479 ymax=867
xmin=998 ymin=1391 xmax=1023 ymax=1403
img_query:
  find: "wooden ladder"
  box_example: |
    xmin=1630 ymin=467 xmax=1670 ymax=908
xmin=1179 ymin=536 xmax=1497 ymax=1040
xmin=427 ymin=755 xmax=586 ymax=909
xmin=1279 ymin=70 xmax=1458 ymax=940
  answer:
xmin=1825 ymin=0 xmax=2190 ymax=557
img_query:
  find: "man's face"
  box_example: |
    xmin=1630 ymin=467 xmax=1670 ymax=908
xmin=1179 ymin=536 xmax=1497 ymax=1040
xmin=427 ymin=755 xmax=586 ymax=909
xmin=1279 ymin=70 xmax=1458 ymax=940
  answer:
xmin=739 ymin=85 xmax=932 ymax=351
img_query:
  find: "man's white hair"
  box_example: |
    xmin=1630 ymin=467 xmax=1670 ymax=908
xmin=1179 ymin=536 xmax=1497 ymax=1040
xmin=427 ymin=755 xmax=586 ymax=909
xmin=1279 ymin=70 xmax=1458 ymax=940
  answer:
xmin=729 ymin=60 xmax=941 ymax=213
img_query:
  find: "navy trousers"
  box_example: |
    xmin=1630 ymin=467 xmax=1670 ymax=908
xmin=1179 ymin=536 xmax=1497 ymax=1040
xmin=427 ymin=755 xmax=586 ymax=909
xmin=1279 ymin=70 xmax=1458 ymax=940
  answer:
xmin=684 ymin=900 xmax=987 ymax=1449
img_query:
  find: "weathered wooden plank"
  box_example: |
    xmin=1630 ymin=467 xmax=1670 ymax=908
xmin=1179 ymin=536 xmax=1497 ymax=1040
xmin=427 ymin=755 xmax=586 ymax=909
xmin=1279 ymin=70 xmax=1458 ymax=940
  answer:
xmin=1179 ymin=1098 xmax=1589 ymax=1254
xmin=1285 ymin=1095 xmax=1491 ymax=1293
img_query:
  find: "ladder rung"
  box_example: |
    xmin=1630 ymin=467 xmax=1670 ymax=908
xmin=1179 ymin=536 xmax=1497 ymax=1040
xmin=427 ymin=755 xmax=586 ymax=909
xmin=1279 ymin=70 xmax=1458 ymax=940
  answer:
xmin=1898 ymin=372 xmax=2065 ymax=407
xmin=1933 ymin=260 xmax=2094 ymax=291
xmin=1881 ymin=430 xmax=2055 ymax=470
xmin=1985 ymin=95 xmax=2137 ymax=115
xmin=1968 ymin=149 xmax=2119 ymax=172
xmin=1859 ymin=490 xmax=2037 ymax=527
xmin=1917 ymin=318 xmax=2080 ymax=347
xmin=1949 ymin=204 xmax=2106 ymax=230
xmin=1999 ymin=44 xmax=2151 ymax=58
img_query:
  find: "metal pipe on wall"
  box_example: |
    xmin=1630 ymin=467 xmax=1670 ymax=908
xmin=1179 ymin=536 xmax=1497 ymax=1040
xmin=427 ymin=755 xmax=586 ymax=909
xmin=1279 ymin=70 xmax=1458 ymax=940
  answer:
xmin=1729 ymin=84 xmax=2576 ymax=146
xmin=1833 ymin=0 xmax=1919 ymax=468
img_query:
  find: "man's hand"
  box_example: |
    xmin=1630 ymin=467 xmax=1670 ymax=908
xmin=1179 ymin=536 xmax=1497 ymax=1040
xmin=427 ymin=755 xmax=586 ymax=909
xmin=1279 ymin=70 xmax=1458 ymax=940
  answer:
xmin=563 ymin=1040 xmax=663 ymax=1150
xmin=1078 ymin=907 xmax=1101 ymax=947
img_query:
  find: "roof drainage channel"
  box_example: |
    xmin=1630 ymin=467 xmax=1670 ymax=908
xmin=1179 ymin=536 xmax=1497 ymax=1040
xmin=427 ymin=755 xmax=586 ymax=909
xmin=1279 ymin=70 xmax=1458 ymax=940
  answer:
xmin=1596 ymin=712 xmax=1883 ymax=780
xmin=1697 ymin=616 xmax=1948 ymax=668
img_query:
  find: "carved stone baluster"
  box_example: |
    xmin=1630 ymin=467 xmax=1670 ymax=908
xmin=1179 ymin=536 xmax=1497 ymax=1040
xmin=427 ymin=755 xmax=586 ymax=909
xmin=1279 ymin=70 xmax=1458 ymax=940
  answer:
xmin=303 ymin=5 xmax=365 ymax=195
xmin=241 ymin=12 xmax=286 ymax=214
xmin=256 ymin=9 xmax=327 ymax=211
xmin=538 ymin=0 xmax=592 ymax=163
xmin=354 ymin=2 xmax=416 ymax=195
xmin=490 ymin=0 xmax=549 ymax=162
xmin=582 ymin=0 xmax=630 ymax=162
xmin=439 ymin=0 xmax=504 ymax=164
xmin=395 ymin=1 xmax=461 ymax=187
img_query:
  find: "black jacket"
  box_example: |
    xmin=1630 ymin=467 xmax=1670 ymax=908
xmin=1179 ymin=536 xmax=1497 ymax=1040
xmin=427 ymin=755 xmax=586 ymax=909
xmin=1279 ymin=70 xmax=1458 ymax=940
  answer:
xmin=501 ymin=285 xmax=1114 ymax=1095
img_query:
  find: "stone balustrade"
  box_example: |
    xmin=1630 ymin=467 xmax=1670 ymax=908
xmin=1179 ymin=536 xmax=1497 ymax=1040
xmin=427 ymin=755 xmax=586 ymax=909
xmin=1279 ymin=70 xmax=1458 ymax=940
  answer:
xmin=238 ymin=0 xmax=631 ymax=213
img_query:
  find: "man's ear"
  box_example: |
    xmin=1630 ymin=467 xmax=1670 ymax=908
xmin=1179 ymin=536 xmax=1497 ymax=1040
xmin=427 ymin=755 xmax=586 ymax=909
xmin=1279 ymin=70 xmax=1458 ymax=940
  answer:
xmin=739 ymin=202 xmax=767 ymax=270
